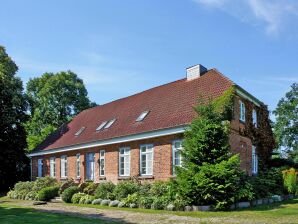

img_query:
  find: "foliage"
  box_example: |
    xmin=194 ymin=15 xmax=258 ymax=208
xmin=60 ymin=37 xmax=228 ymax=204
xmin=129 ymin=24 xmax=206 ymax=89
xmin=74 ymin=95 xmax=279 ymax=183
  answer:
xmin=149 ymin=181 xmax=169 ymax=197
xmin=282 ymin=168 xmax=297 ymax=194
xmin=61 ymin=186 xmax=79 ymax=203
xmin=92 ymin=198 xmax=102 ymax=205
xmin=94 ymin=182 xmax=115 ymax=200
xmin=14 ymin=181 xmax=33 ymax=192
xmin=59 ymin=178 xmax=76 ymax=195
xmin=123 ymin=192 xmax=139 ymax=206
xmin=25 ymin=191 xmax=39 ymax=201
xmin=38 ymin=186 xmax=59 ymax=201
xmin=248 ymin=168 xmax=285 ymax=199
xmin=71 ymin=192 xmax=87 ymax=204
xmin=113 ymin=181 xmax=140 ymax=200
xmin=83 ymin=182 xmax=98 ymax=195
xmin=273 ymin=83 xmax=298 ymax=163
xmin=32 ymin=176 xmax=58 ymax=192
xmin=25 ymin=71 xmax=96 ymax=151
xmin=138 ymin=196 xmax=154 ymax=209
xmin=79 ymin=195 xmax=95 ymax=204
xmin=151 ymin=196 xmax=170 ymax=210
xmin=0 ymin=46 xmax=29 ymax=191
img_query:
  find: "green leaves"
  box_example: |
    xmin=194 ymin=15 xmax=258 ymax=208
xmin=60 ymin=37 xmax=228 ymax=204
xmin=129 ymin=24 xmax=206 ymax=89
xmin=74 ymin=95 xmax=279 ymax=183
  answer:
xmin=25 ymin=71 xmax=95 ymax=151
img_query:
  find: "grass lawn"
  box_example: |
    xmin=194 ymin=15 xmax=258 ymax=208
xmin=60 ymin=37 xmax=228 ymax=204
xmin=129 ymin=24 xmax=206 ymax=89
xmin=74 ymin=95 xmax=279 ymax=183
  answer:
xmin=0 ymin=203 xmax=116 ymax=224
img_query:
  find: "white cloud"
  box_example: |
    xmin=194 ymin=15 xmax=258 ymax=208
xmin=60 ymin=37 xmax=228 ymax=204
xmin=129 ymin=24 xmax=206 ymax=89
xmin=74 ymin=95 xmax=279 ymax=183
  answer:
xmin=192 ymin=0 xmax=298 ymax=35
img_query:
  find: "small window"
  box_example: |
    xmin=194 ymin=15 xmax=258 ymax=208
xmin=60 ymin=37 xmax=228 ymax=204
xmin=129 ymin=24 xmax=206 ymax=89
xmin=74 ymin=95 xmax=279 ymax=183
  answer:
xmin=252 ymin=109 xmax=257 ymax=127
xmin=38 ymin=159 xmax=43 ymax=177
xmin=252 ymin=146 xmax=258 ymax=174
xmin=99 ymin=150 xmax=105 ymax=176
xmin=140 ymin=144 xmax=153 ymax=176
xmin=96 ymin=121 xmax=108 ymax=131
xmin=76 ymin=154 xmax=80 ymax=178
xmin=119 ymin=147 xmax=130 ymax=176
xmin=136 ymin=111 xmax=150 ymax=122
xmin=50 ymin=157 xmax=56 ymax=177
xmin=60 ymin=155 xmax=67 ymax=178
xmin=75 ymin=127 xmax=86 ymax=136
xmin=239 ymin=100 xmax=246 ymax=122
xmin=104 ymin=119 xmax=116 ymax=129
xmin=172 ymin=140 xmax=183 ymax=174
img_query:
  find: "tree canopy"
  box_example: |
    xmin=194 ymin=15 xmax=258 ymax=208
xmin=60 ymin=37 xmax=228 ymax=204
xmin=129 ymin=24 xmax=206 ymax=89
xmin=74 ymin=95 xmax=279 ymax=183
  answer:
xmin=0 ymin=46 xmax=29 ymax=190
xmin=26 ymin=71 xmax=96 ymax=151
xmin=273 ymin=83 xmax=298 ymax=163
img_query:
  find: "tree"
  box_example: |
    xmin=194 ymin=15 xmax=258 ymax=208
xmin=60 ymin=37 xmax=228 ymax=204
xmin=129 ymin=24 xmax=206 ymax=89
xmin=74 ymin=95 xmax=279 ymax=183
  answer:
xmin=176 ymin=89 xmax=252 ymax=209
xmin=0 ymin=46 xmax=29 ymax=191
xmin=26 ymin=71 xmax=96 ymax=151
xmin=273 ymin=83 xmax=298 ymax=163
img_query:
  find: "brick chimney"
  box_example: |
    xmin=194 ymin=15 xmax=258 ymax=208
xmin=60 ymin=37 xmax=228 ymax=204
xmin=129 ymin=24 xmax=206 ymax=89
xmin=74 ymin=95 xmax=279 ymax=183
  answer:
xmin=186 ymin=64 xmax=207 ymax=81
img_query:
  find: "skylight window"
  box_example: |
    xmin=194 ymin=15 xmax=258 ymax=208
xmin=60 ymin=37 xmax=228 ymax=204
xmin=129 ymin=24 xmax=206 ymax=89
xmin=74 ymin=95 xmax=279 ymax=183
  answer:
xmin=104 ymin=119 xmax=116 ymax=129
xmin=136 ymin=111 xmax=149 ymax=122
xmin=75 ymin=127 xmax=86 ymax=136
xmin=96 ymin=121 xmax=108 ymax=131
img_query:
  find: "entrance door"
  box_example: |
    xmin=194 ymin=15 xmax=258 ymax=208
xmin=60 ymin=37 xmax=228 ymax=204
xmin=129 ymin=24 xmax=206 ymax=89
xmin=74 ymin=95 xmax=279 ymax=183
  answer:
xmin=86 ymin=153 xmax=95 ymax=180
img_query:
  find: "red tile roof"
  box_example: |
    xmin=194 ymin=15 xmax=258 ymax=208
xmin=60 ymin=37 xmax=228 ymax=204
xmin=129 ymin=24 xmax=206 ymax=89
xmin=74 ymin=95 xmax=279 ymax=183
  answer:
xmin=35 ymin=69 xmax=234 ymax=151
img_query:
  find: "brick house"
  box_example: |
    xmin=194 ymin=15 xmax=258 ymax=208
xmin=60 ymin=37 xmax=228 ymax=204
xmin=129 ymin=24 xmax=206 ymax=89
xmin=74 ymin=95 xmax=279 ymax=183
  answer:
xmin=28 ymin=64 xmax=262 ymax=183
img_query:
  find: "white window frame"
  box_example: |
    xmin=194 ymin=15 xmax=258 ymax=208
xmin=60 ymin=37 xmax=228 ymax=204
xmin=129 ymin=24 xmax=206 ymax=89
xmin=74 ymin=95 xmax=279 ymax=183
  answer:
xmin=99 ymin=150 xmax=105 ymax=176
xmin=76 ymin=154 xmax=81 ymax=178
xmin=119 ymin=147 xmax=130 ymax=176
xmin=140 ymin=144 xmax=154 ymax=176
xmin=239 ymin=100 xmax=246 ymax=122
xmin=252 ymin=109 xmax=257 ymax=127
xmin=136 ymin=111 xmax=149 ymax=122
xmin=172 ymin=140 xmax=183 ymax=174
xmin=50 ymin=157 xmax=56 ymax=177
xmin=86 ymin=152 xmax=95 ymax=181
xmin=60 ymin=155 xmax=67 ymax=178
xmin=252 ymin=146 xmax=258 ymax=175
xmin=37 ymin=159 xmax=43 ymax=177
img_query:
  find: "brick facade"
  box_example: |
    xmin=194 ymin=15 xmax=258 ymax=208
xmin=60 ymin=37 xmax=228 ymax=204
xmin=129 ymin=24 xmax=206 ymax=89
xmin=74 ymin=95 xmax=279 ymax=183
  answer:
xmin=31 ymin=96 xmax=257 ymax=182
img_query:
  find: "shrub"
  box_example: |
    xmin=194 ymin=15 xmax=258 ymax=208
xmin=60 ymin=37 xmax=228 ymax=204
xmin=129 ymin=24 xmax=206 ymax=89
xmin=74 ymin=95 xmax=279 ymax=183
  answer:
xmin=25 ymin=191 xmax=39 ymax=201
xmin=118 ymin=201 xmax=126 ymax=207
xmin=150 ymin=181 xmax=168 ymax=197
xmin=62 ymin=186 xmax=79 ymax=203
xmin=109 ymin=200 xmax=120 ymax=207
xmin=79 ymin=195 xmax=95 ymax=204
xmin=94 ymin=182 xmax=115 ymax=200
xmin=59 ymin=178 xmax=76 ymax=195
xmin=71 ymin=192 xmax=87 ymax=204
xmin=138 ymin=196 xmax=153 ymax=209
xmin=92 ymin=198 xmax=102 ymax=205
xmin=100 ymin=199 xmax=111 ymax=206
xmin=151 ymin=196 xmax=170 ymax=210
xmin=14 ymin=181 xmax=33 ymax=192
xmin=282 ymin=168 xmax=297 ymax=194
xmin=113 ymin=181 xmax=140 ymax=200
xmin=32 ymin=176 xmax=58 ymax=192
xmin=123 ymin=192 xmax=139 ymax=206
xmin=83 ymin=182 xmax=98 ymax=195
xmin=38 ymin=186 xmax=59 ymax=201
xmin=138 ymin=182 xmax=151 ymax=197
xmin=78 ymin=182 xmax=89 ymax=192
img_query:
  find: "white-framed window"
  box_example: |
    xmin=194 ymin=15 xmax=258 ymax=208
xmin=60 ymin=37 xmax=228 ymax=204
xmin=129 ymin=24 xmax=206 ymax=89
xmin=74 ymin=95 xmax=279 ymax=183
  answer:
xmin=239 ymin=100 xmax=246 ymax=122
xmin=136 ymin=111 xmax=150 ymax=122
xmin=99 ymin=150 xmax=105 ymax=176
xmin=252 ymin=146 xmax=258 ymax=175
xmin=119 ymin=147 xmax=130 ymax=176
xmin=172 ymin=140 xmax=183 ymax=174
xmin=60 ymin=155 xmax=67 ymax=178
xmin=86 ymin=152 xmax=95 ymax=181
xmin=50 ymin=157 xmax=56 ymax=177
xmin=252 ymin=109 xmax=257 ymax=127
xmin=140 ymin=144 xmax=153 ymax=176
xmin=38 ymin=159 xmax=43 ymax=177
xmin=76 ymin=154 xmax=81 ymax=178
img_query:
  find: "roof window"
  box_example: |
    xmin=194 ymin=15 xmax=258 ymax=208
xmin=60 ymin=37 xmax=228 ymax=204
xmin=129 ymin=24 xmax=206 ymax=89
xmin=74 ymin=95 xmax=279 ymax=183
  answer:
xmin=104 ymin=119 xmax=116 ymax=129
xmin=136 ymin=111 xmax=150 ymax=122
xmin=75 ymin=127 xmax=86 ymax=136
xmin=96 ymin=121 xmax=108 ymax=131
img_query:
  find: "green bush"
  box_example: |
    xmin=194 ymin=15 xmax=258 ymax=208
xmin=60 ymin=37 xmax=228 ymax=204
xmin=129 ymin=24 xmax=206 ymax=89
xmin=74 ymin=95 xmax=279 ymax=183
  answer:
xmin=113 ymin=181 xmax=140 ymax=200
xmin=32 ymin=176 xmax=58 ymax=192
xmin=138 ymin=196 xmax=153 ymax=209
xmin=282 ymin=168 xmax=297 ymax=194
xmin=123 ymin=193 xmax=139 ymax=206
xmin=150 ymin=181 xmax=168 ymax=197
xmin=79 ymin=195 xmax=95 ymax=204
xmin=151 ymin=196 xmax=170 ymax=210
xmin=38 ymin=186 xmax=59 ymax=201
xmin=62 ymin=186 xmax=79 ymax=203
xmin=138 ymin=182 xmax=151 ymax=197
xmin=71 ymin=192 xmax=87 ymax=204
xmin=94 ymin=182 xmax=115 ymax=200
xmin=14 ymin=181 xmax=33 ymax=192
xmin=59 ymin=178 xmax=76 ymax=195
xmin=83 ymin=182 xmax=98 ymax=195
xmin=25 ymin=191 xmax=39 ymax=201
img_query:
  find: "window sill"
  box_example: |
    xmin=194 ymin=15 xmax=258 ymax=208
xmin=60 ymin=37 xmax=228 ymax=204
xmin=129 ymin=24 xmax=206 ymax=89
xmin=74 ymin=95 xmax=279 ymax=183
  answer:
xmin=138 ymin=175 xmax=154 ymax=180
xmin=60 ymin=177 xmax=68 ymax=181
xmin=99 ymin=176 xmax=106 ymax=180
xmin=118 ymin=176 xmax=130 ymax=180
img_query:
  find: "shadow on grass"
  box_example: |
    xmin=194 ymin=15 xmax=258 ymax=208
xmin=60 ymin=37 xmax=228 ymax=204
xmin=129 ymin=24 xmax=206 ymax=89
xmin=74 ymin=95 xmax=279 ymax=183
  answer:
xmin=0 ymin=205 xmax=132 ymax=224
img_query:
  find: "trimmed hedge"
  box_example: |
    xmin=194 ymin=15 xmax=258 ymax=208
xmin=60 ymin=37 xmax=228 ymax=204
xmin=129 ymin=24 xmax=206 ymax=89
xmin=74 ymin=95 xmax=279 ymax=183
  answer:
xmin=38 ymin=186 xmax=59 ymax=201
xmin=62 ymin=186 xmax=79 ymax=203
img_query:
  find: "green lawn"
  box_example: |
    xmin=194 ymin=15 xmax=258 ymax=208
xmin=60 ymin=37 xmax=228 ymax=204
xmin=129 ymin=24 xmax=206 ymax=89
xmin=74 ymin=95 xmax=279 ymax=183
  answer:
xmin=0 ymin=203 xmax=117 ymax=224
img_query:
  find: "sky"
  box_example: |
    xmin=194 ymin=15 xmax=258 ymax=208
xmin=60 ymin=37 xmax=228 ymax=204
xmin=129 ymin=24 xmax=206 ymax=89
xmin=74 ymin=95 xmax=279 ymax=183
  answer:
xmin=1 ymin=0 xmax=298 ymax=116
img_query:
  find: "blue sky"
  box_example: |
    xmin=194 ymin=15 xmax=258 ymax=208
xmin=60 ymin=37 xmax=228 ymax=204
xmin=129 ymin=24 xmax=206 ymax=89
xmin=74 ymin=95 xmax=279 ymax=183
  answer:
xmin=1 ymin=0 xmax=297 ymax=115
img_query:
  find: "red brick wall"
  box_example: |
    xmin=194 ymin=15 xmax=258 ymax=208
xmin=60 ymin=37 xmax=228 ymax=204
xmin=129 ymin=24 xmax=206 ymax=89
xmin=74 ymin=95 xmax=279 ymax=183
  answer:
xmin=31 ymin=95 xmax=257 ymax=182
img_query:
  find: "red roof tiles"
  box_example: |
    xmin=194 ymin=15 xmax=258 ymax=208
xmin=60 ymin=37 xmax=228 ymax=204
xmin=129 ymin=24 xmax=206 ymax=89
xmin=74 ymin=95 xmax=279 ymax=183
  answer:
xmin=35 ymin=69 xmax=234 ymax=151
